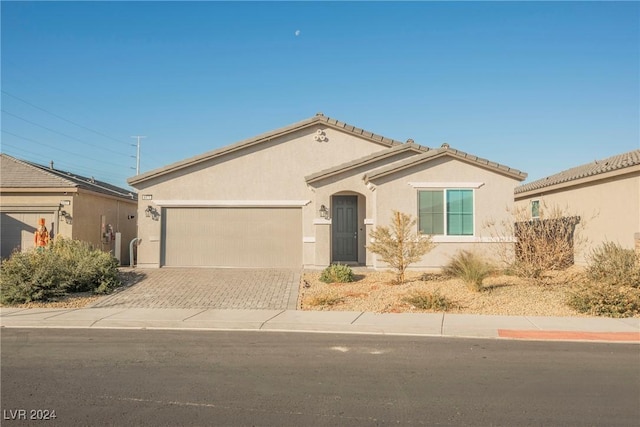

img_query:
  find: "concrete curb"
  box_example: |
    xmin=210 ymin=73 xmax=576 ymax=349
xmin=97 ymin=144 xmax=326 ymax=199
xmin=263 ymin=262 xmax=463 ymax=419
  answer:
xmin=1 ymin=308 xmax=638 ymax=343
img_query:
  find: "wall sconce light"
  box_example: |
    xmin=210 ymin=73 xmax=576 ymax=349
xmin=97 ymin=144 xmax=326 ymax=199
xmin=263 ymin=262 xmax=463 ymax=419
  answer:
xmin=145 ymin=205 xmax=160 ymax=221
xmin=319 ymin=204 xmax=329 ymax=219
xmin=59 ymin=210 xmax=72 ymax=225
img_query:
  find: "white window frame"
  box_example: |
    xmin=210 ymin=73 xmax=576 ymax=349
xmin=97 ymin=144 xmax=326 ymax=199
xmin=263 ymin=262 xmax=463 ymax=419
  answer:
xmin=531 ymin=200 xmax=540 ymax=219
xmin=417 ymin=187 xmax=477 ymax=239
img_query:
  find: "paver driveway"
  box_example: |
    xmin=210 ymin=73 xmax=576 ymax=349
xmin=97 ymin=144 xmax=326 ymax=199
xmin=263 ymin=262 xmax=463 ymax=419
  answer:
xmin=91 ymin=268 xmax=301 ymax=310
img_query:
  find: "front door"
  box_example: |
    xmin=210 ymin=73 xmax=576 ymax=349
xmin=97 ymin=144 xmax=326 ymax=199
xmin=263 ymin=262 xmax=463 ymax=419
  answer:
xmin=332 ymin=195 xmax=358 ymax=262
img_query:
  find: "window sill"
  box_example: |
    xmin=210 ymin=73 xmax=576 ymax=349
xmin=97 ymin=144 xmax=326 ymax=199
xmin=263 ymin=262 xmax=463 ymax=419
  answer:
xmin=427 ymin=236 xmax=516 ymax=243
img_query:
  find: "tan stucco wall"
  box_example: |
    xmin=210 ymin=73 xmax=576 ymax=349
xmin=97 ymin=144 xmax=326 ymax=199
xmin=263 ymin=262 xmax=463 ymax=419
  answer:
xmin=133 ymin=126 xmax=393 ymax=267
xmin=132 ymin=126 xmax=522 ymax=269
xmin=72 ymin=192 xmax=137 ymax=264
xmin=1 ymin=191 xmax=137 ymax=265
xmin=369 ymin=156 xmax=520 ymax=268
xmin=515 ymin=171 xmax=640 ymax=265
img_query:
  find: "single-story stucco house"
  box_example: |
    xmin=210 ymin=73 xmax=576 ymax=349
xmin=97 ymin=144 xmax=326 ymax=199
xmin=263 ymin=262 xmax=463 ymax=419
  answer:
xmin=0 ymin=154 xmax=138 ymax=264
xmin=128 ymin=113 xmax=527 ymax=269
xmin=514 ymin=149 xmax=640 ymax=265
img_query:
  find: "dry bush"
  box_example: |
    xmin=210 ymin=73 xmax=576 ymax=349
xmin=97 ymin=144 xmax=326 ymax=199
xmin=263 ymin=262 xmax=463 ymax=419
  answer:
xmin=586 ymin=242 xmax=640 ymax=287
xmin=567 ymin=242 xmax=640 ymax=318
xmin=485 ymin=202 xmax=586 ymax=279
xmin=368 ymin=210 xmax=434 ymax=284
xmin=307 ymin=294 xmax=344 ymax=307
xmin=404 ymin=290 xmax=454 ymax=311
xmin=568 ymin=284 xmax=640 ymax=318
xmin=443 ymin=250 xmax=494 ymax=292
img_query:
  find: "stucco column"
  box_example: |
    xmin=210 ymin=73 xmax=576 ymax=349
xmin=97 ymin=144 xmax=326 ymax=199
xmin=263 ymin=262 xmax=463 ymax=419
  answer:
xmin=314 ymin=219 xmax=331 ymax=267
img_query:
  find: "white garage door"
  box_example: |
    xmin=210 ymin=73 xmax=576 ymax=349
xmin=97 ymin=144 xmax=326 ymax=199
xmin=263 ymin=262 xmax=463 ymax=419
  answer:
xmin=161 ymin=207 xmax=302 ymax=268
xmin=1 ymin=212 xmax=55 ymax=258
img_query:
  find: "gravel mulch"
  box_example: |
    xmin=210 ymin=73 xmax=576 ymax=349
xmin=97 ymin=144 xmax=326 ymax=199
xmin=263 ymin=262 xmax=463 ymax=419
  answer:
xmin=299 ymin=267 xmax=593 ymax=317
xmin=1 ymin=293 xmax=101 ymax=309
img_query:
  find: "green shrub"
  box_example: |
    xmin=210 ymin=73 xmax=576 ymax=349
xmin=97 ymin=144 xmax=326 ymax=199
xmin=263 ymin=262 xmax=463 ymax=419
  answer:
xmin=568 ymin=284 xmax=640 ymax=318
xmin=586 ymin=242 xmax=640 ymax=288
xmin=0 ymin=251 xmax=66 ymax=304
xmin=404 ymin=290 xmax=453 ymax=311
xmin=319 ymin=264 xmax=354 ymax=284
xmin=442 ymin=251 xmax=494 ymax=292
xmin=0 ymin=237 xmax=122 ymax=305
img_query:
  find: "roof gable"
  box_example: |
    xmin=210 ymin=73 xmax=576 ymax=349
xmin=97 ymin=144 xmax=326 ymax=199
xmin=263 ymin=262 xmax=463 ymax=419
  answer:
xmin=128 ymin=113 xmax=404 ymax=186
xmin=515 ymin=149 xmax=640 ymax=195
xmin=305 ymin=143 xmax=429 ymax=184
xmin=364 ymin=145 xmax=528 ymax=182
xmin=0 ymin=154 xmax=137 ymax=200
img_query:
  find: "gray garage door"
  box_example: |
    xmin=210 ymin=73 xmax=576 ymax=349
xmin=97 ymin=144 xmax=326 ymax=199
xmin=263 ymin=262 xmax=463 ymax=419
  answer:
xmin=1 ymin=212 xmax=55 ymax=258
xmin=161 ymin=207 xmax=302 ymax=268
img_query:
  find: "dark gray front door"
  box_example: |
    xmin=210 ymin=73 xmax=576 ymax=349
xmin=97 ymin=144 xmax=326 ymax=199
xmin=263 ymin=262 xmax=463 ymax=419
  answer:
xmin=332 ymin=195 xmax=358 ymax=262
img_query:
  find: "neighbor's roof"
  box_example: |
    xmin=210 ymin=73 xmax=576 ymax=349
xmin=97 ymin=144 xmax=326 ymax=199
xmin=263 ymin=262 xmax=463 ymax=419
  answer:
xmin=515 ymin=149 xmax=640 ymax=195
xmin=0 ymin=153 xmax=137 ymax=200
xmin=128 ymin=113 xmax=404 ymax=186
xmin=364 ymin=144 xmax=528 ymax=182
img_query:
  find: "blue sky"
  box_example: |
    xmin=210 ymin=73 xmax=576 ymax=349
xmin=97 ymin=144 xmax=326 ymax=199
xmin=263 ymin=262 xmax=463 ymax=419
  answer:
xmin=2 ymin=1 xmax=638 ymax=190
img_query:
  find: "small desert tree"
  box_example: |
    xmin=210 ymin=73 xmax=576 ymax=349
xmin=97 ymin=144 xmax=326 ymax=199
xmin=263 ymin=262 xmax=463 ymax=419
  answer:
xmin=367 ymin=210 xmax=434 ymax=284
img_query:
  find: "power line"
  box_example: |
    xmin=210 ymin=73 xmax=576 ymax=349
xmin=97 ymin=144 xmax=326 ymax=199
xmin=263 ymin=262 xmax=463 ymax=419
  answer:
xmin=2 ymin=143 xmax=131 ymax=182
xmin=1 ymin=90 xmax=132 ymax=147
xmin=1 ymin=130 xmax=131 ymax=170
xmin=1 ymin=109 xmax=131 ymax=158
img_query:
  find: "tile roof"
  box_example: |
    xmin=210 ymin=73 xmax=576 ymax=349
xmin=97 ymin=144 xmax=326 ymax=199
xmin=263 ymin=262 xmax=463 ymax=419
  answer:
xmin=364 ymin=144 xmax=528 ymax=182
xmin=515 ymin=149 xmax=640 ymax=195
xmin=0 ymin=154 xmax=137 ymax=200
xmin=305 ymin=143 xmax=430 ymax=183
xmin=128 ymin=113 xmax=404 ymax=186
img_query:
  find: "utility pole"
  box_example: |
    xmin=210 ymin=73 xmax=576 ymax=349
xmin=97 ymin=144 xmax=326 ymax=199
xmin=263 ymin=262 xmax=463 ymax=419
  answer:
xmin=131 ymin=136 xmax=147 ymax=175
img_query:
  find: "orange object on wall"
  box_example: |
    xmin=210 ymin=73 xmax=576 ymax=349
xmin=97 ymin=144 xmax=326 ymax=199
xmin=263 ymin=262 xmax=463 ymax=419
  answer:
xmin=34 ymin=218 xmax=49 ymax=248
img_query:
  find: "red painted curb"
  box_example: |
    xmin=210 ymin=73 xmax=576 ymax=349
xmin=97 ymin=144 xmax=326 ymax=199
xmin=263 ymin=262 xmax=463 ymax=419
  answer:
xmin=498 ymin=329 xmax=640 ymax=342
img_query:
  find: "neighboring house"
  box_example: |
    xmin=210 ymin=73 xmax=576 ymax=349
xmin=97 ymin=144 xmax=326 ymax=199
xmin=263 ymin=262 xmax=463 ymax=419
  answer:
xmin=514 ymin=149 xmax=640 ymax=265
xmin=128 ymin=113 xmax=527 ymax=269
xmin=0 ymin=154 xmax=138 ymax=264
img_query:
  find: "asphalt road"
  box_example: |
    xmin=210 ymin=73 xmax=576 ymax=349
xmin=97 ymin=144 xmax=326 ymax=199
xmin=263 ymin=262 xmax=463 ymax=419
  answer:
xmin=1 ymin=329 xmax=639 ymax=426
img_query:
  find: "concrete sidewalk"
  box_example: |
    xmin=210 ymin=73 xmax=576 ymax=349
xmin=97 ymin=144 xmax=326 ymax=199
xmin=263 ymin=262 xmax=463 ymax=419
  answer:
xmin=1 ymin=307 xmax=638 ymax=343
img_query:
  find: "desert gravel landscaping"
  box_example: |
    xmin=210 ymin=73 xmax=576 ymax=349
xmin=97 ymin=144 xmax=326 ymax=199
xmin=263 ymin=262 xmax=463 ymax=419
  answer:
xmin=4 ymin=266 xmax=636 ymax=318
xmin=299 ymin=267 xmax=597 ymax=317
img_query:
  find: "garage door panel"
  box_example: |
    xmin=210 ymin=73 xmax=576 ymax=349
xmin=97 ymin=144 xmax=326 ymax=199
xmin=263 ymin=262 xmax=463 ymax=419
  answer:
xmin=1 ymin=212 xmax=54 ymax=258
xmin=162 ymin=208 xmax=302 ymax=268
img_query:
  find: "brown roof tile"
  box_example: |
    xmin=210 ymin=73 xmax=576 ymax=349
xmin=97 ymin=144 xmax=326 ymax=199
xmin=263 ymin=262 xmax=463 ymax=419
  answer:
xmin=305 ymin=143 xmax=430 ymax=183
xmin=515 ymin=149 xmax=640 ymax=194
xmin=1 ymin=154 xmax=137 ymax=200
xmin=129 ymin=114 xmax=404 ymax=186
xmin=364 ymin=146 xmax=527 ymax=182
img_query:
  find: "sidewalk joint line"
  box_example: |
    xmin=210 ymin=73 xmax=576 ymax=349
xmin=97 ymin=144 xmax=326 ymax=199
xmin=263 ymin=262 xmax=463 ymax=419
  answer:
xmin=440 ymin=313 xmax=445 ymax=336
xmin=523 ymin=316 xmax=540 ymax=330
xmin=260 ymin=310 xmax=286 ymax=330
xmin=182 ymin=309 xmax=208 ymax=321
xmin=89 ymin=309 xmax=130 ymax=327
xmin=45 ymin=308 xmax=81 ymax=319
xmin=350 ymin=312 xmax=365 ymax=325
